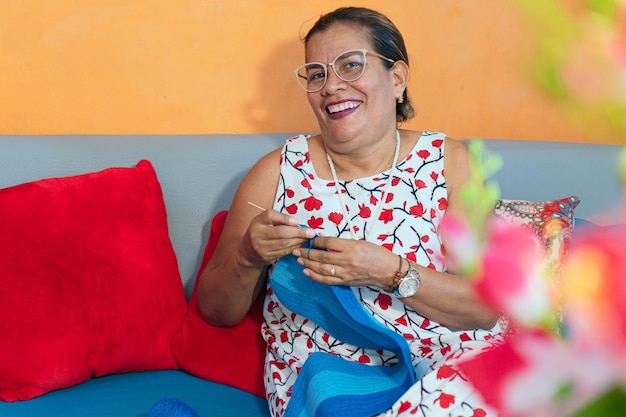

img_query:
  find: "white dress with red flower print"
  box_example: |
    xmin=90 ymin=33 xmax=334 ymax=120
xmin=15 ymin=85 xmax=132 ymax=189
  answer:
xmin=262 ymin=132 xmax=503 ymax=417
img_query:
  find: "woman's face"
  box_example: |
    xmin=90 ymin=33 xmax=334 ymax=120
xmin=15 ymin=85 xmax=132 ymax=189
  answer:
xmin=304 ymin=23 xmax=402 ymax=143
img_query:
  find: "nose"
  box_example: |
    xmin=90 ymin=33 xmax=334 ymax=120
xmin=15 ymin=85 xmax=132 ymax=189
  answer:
xmin=320 ymin=65 xmax=347 ymax=95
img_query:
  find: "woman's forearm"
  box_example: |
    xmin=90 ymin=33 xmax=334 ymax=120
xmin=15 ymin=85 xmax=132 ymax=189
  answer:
xmin=196 ymin=251 xmax=267 ymax=327
xmin=400 ymin=265 xmax=499 ymax=330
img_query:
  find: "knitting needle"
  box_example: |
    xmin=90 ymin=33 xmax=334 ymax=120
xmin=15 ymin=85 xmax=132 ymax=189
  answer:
xmin=247 ymin=201 xmax=311 ymax=230
xmin=247 ymin=201 xmax=266 ymax=211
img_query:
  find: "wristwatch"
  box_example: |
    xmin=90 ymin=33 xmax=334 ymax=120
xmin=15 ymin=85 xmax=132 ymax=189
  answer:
xmin=392 ymin=261 xmax=421 ymax=298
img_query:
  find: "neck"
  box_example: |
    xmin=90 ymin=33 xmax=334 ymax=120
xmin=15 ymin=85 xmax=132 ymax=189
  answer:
xmin=324 ymin=129 xmax=401 ymax=180
xmin=326 ymin=129 xmax=401 ymax=240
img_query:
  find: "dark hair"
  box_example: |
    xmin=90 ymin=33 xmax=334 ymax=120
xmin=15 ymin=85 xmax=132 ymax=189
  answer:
xmin=304 ymin=7 xmax=415 ymax=122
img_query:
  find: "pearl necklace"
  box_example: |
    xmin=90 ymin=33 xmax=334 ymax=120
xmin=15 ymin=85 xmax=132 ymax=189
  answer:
xmin=326 ymin=129 xmax=401 ymax=240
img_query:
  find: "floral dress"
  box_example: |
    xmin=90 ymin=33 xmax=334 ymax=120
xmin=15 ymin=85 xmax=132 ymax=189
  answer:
xmin=262 ymin=132 xmax=503 ymax=417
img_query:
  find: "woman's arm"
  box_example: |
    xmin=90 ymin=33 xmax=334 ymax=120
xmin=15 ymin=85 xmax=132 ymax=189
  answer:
xmin=197 ymin=148 xmax=316 ymax=327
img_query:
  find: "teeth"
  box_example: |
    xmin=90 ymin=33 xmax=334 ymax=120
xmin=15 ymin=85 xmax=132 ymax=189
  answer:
xmin=328 ymin=101 xmax=360 ymax=114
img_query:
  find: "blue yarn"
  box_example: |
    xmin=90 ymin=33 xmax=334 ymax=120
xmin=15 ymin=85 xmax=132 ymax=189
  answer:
xmin=148 ymin=399 xmax=199 ymax=417
xmin=271 ymin=255 xmax=415 ymax=417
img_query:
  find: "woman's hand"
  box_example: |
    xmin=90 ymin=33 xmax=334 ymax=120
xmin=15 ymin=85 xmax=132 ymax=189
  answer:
xmin=241 ymin=209 xmax=318 ymax=267
xmin=293 ymin=235 xmax=499 ymax=330
xmin=292 ymin=236 xmax=397 ymax=289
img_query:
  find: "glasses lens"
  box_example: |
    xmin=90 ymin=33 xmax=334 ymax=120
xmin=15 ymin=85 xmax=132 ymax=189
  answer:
xmin=297 ymin=63 xmax=326 ymax=92
xmin=334 ymin=50 xmax=366 ymax=82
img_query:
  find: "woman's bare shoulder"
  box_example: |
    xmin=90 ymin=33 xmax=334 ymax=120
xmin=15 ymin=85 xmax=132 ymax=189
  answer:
xmin=444 ymin=137 xmax=471 ymax=174
xmin=444 ymin=136 xmax=469 ymax=159
xmin=229 ymin=140 xmax=295 ymax=217
xmin=242 ymin=147 xmax=282 ymax=184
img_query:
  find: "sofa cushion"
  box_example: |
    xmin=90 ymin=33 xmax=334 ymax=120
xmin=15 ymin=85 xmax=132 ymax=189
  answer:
xmin=172 ymin=210 xmax=266 ymax=398
xmin=0 ymin=160 xmax=187 ymax=401
xmin=0 ymin=370 xmax=270 ymax=417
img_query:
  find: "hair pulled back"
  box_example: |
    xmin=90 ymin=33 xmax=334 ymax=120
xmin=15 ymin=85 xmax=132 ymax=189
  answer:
xmin=304 ymin=7 xmax=415 ymax=123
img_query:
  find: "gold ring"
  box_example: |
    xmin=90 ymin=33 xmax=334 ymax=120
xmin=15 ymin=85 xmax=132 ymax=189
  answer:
xmin=330 ymin=265 xmax=336 ymax=276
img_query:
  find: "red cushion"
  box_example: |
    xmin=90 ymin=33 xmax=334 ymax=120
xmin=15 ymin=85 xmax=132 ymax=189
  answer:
xmin=172 ymin=210 xmax=266 ymax=398
xmin=0 ymin=160 xmax=187 ymax=401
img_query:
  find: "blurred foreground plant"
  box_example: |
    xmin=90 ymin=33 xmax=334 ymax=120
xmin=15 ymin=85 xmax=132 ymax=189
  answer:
xmin=445 ymin=2 xmax=626 ymax=414
xmin=515 ymin=0 xmax=626 ymax=136
xmin=445 ymin=135 xmax=625 ymax=415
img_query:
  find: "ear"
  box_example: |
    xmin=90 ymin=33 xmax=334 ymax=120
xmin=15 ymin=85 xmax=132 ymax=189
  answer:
xmin=391 ymin=60 xmax=410 ymax=99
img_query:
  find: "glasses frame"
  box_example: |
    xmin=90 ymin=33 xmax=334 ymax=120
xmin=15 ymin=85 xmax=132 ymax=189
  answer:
xmin=294 ymin=48 xmax=395 ymax=93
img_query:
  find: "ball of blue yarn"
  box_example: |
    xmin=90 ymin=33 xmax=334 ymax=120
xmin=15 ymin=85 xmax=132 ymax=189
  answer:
xmin=148 ymin=398 xmax=199 ymax=417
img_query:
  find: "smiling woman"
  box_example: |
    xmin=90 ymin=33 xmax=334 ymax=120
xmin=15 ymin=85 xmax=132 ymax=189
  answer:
xmin=0 ymin=0 xmax=620 ymax=142
xmin=195 ymin=6 xmax=504 ymax=417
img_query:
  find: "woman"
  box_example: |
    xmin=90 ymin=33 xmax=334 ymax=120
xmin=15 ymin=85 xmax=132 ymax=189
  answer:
xmin=197 ymin=7 xmax=503 ymax=417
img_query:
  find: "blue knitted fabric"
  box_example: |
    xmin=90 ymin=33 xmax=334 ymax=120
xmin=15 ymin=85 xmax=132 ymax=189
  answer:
xmin=271 ymin=255 xmax=415 ymax=417
xmin=148 ymin=398 xmax=198 ymax=417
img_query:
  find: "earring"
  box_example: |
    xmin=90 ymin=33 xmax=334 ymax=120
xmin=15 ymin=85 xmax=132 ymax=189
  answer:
xmin=397 ymin=95 xmax=404 ymax=104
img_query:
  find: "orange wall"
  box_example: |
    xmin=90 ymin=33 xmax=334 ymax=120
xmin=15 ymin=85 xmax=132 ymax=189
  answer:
xmin=0 ymin=0 xmax=620 ymax=143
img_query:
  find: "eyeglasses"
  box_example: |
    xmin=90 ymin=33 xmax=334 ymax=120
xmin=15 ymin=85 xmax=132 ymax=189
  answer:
xmin=294 ymin=49 xmax=395 ymax=93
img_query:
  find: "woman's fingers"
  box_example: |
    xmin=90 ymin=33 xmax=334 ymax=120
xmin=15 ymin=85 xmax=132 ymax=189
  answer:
xmin=248 ymin=212 xmax=316 ymax=264
xmin=298 ymin=257 xmax=344 ymax=284
xmin=294 ymin=242 xmax=346 ymax=284
xmin=294 ymin=237 xmax=396 ymax=288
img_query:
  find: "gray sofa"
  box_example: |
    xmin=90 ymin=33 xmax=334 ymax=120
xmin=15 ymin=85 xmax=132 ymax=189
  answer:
xmin=0 ymin=134 xmax=623 ymax=416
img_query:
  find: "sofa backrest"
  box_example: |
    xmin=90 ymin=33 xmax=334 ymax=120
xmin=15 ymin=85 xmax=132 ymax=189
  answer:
xmin=0 ymin=134 xmax=623 ymax=295
xmin=480 ymin=139 xmax=624 ymax=219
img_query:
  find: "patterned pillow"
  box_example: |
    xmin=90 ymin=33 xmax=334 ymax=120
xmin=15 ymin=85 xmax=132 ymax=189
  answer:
xmin=495 ymin=195 xmax=580 ymax=283
xmin=495 ymin=196 xmax=580 ymax=329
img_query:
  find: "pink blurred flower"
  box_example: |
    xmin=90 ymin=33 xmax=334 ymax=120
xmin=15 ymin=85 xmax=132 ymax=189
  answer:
xmin=439 ymin=215 xmax=480 ymax=274
xmin=459 ymin=331 xmax=618 ymax=417
xmin=474 ymin=218 xmax=555 ymax=330
xmin=563 ymin=222 xmax=626 ymax=358
xmin=459 ymin=208 xmax=626 ymax=416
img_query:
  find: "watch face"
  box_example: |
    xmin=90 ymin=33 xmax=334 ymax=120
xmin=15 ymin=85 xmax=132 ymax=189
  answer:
xmin=399 ymin=277 xmax=419 ymax=297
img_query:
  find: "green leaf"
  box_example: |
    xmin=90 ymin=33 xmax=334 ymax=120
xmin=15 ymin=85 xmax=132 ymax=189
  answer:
xmin=584 ymin=0 xmax=619 ymax=20
xmin=462 ymin=139 xmax=502 ymax=238
xmin=570 ymin=385 xmax=626 ymax=417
